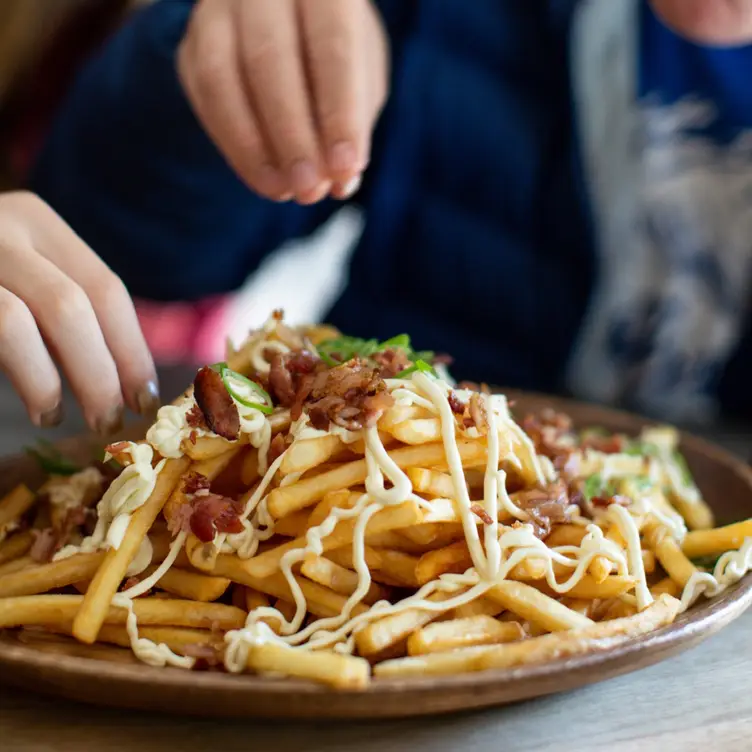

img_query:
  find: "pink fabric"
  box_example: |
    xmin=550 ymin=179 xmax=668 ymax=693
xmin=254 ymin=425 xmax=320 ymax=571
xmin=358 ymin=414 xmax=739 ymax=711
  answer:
xmin=135 ymin=296 xmax=230 ymax=365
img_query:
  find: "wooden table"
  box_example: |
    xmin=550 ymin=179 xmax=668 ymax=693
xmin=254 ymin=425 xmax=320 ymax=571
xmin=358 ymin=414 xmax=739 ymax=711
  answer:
xmin=0 ymin=375 xmax=750 ymax=751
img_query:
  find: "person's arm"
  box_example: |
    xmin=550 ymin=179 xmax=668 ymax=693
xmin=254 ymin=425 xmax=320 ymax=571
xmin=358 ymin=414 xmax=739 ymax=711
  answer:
xmin=30 ymin=0 xmax=340 ymax=303
xmin=649 ymin=1 xmax=752 ymax=45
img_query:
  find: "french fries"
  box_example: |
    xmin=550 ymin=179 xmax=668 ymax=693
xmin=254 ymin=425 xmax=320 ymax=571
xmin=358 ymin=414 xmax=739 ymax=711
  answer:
xmin=2 ymin=313 xmax=743 ymax=690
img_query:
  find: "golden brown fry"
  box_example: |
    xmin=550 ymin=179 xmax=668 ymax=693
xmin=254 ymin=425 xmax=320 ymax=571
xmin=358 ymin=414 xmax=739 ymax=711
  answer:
xmin=0 ymin=552 xmax=105 ymax=597
xmin=407 ymin=615 xmax=524 ymax=656
xmin=0 ymin=485 xmax=35 ymax=540
xmin=486 ymin=581 xmax=593 ymax=632
xmin=531 ymin=575 xmax=636 ymax=600
xmin=415 ymin=541 xmax=472 ymax=585
xmin=546 ymin=525 xmax=588 ymax=548
xmin=682 ymin=519 xmax=752 ymax=559
xmin=96 ymin=624 xmax=217 ymax=656
xmin=406 ymin=467 xmax=456 ymax=499
xmin=73 ymin=456 xmax=190 ymax=644
xmin=589 ymin=556 xmax=613 ymax=585
xmin=242 ymin=501 xmax=423 ymax=579
xmin=650 ymin=576 xmax=681 ymax=598
xmin=0 ymin=530 xmax=34 ymax=566
xmin=448 ymin=597 xmax=504 ymax=619
xmin=374 ymin=594 xmax=681 ymax=678
xmin=245 ymin=587 xmax=270 ymax=612
xmin=644 ymin=522 xmax=697 ymax=589
xmin=280 ymin=435 xmax=342 ymax=476
xmin=354 ymin=591 xmax=456 ymax=656
xmin=308 ymin=490 xmax=357 ymax=528
xmin=300 ymin=556 xmax=388 ymax=605
xmin=240 ymin=449 xmax=260 ymax=487
xmin=0 ymin=594 xmax=245 ymax=630
xmin=273 ymin=509 xmax=311 ymax=538
xmin=326 ymin=545 xmax=421 ymax=588
xmin=246 ymin=642 xmax=370 ymax=690
xmin=267 ymin=441 xmax=485 ymax=519
xmin=143 ymin=565 xmax=230 ymax=602
xmin=389 ymin=418 xmax=442 ymax=445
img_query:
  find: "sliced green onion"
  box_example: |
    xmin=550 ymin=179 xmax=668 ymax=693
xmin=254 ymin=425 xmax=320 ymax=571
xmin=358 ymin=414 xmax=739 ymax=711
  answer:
xmin=220 ymin=366 xmax=273 ymax=414
xmin=379 ymin=334 xmax=411 ymax=350
xmin=26 ymin=439 xmax=81 ymax=476
xmin=624 ymin=440 xmax=659 ymax=457
xmin=582 ymin=473 xmax=618 ymax=502
xmin=209 ymin=361 xmax=228 ymax=374
xmin=396 ymin=359 xmax=436 ymax=379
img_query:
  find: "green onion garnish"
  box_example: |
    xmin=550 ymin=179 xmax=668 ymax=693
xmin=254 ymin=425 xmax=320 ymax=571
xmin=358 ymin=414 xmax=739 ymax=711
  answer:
xmin=220 ymin=366 xmax=273 ymax=415
xmin=582 ymin=473 xmax=618 ymax=502
xmin=316 ymin=333 xmax=434 ymax=369
xmin=396 ymin=359 xmax=436 ymax=379
xmin=672 ymin=450 xmax=694 ymax=486
xmin=624 ymin=440 xmax=660 ymax=457
xmin=26 ymin=439 xmax=81 ymax=476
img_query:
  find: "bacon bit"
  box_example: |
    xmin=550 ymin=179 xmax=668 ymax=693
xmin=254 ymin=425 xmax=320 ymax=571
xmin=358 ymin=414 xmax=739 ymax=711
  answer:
xmin=470 ymin=504 xmax=494 ymax=525
xmin=104 ymin=441 xmax=130 ymax=456
xmin=448 ymin=391 xmax=464 ymax=414
xmin=29 ymin=528 xmax=57 ymax=562
xmin=269 ymin=350 xmax=322 ymax=411
xmin=371 ymin=348 xmax=411 ymax=379
xmin=122 ymin=576 xmax=141 ymax=591
xmin=468 ymin=393 xmax=488 ymax=434
xmin=168 ymin=503 xmax=194 ymax=537
xmin=189 ymin=430 xmax=198 ymax=445
xmin=591 ymin=494 xmax=631 ymax=509
xmin=193 ymin=366 xmax=240 ymax=441
xmin=185 ymin=403 xmax=206 ymax=429
xmin=184 ymin=472 xmax=211 ymax=496
xmin=189 ymin=494 xmax=245 ymax=543
xmin=581 ymin=434 xmax=624 ymax=454
xmin=522 ymin=412 xmax=574 ymax=471
xmin=515 ymin=481 xmax=571 ymax=539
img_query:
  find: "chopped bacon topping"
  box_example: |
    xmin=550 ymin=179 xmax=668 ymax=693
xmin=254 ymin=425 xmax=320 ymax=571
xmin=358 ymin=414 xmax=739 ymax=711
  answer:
xmin=448 ymin=391 xmax=488 ymax=434
xmin=268 ymin=433 xmax=287 ymax=465
xmin=515 ymin=481 xmax=571 ymax=539
xmin=29 ymin=528 xmax=57 ymax=562
xmin=189 ymin=494 xmax=246 ymax=543
xmin=29 ymin=505 xmax=89 ymax=562
xmin=268 ymin=350 xmax=322 ymax=410
xmin=591 ymin=494 xmax=631 ymax=509
xmin=183 ymin=472 xmax=211 ymax=496
xmin=581 ymin=434 xmax=624 ymax=454
xmin=168 ymin=502 xmax=194 ymax=537
xmin=448 ymin=391 xmax=464 ymax=414
xmin=522 ymin=410 xmax=574 ymax=471
xmin=370 ymin=348 xmax=411 ymax=378
xmin=185 ymin=404 xmax=206 ymax=429
xmin=470 ymin=504 xmax=494 ymax=525
xmin=193 ymin=366 xmax=240 ymax=441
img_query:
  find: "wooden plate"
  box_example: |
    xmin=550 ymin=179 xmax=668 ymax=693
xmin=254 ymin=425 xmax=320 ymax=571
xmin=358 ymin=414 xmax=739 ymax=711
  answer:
xmin=1 ymin=392 xmax=752 ymax=719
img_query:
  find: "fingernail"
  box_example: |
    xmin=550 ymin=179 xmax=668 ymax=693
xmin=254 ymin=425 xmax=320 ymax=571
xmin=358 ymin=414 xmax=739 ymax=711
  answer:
xmin=296 ymin=181 xmax=332 ymax=206
xmin=256 ymin=164 xmax=286 ymax=198
xmin=38 ymin=404 xmax=63 ymax=428
xmin=328 ymin=141 xmax=357 ymax=174
xmin=290 ymin=160 xmax=321 ymax=197
xmin=95 ymin=405 xmax=124 ymax=437
xmin=135 ymin=381 xmax=160 ymax=415
xmin=338 ymin=174 xmax=362 ymax=200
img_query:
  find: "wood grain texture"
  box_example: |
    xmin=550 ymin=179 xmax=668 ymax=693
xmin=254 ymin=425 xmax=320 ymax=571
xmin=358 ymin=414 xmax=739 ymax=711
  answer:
xmin=1 ymin=393 xmax=752 ymax=735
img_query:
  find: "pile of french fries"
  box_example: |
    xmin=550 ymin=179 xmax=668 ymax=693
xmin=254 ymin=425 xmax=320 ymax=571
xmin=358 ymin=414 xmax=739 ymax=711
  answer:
xmin=0 ymin=316 xmax=751 ymax=691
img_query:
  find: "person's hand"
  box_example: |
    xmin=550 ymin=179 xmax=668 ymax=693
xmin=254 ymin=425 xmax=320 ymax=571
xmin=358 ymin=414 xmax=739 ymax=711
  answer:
xmin=177 ymin=0 xmax=389 ymax=205
xmin=0 ymin=192 xmax=159 ymax=433
xmin=650 ymin=1 xmax=752 ymax=44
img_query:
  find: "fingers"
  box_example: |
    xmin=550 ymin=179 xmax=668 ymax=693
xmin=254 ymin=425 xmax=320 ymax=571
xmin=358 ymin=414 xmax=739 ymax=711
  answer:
xmin=177 ymin=0 xmax=289 ymax=201
xmin=238 ymin=0 xmax=330 ymax=204
xmin=299 ymin=0 xmax=385 ymax=194
xmin=20 ymin=194 xmax=160 ymax=419
xmin=0 ymin=288 xmax=63 ymax=427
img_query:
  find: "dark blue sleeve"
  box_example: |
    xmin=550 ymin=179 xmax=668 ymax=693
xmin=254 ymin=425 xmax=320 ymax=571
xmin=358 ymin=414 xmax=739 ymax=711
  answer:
xmin=31 ymin=0 xmax=338 ymax=302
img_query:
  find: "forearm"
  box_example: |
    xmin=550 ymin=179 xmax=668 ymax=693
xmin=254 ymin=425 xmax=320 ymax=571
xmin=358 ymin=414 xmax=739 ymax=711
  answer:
xmin=650 ymin=0 xmax=752 ymax=45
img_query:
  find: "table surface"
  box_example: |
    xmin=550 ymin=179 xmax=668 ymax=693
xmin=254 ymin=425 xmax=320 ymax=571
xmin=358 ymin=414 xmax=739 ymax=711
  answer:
xmin=1 ymin=372 xmax=751 ymax=752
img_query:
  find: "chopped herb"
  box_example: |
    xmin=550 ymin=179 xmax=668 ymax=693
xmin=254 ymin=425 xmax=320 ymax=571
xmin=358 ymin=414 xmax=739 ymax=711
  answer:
xmin=672 ymin=450 xmax=694 ymax=486
xmin=582 ymin=473 xmax=618 ymax=502
xmin=26 ymin=439 xmax=81 ymax=476
xmin=634 ymin=476 xmax=654 ymax=492
xmin=209 ymin=361 xmax=228 ymax=373
xmin=317 ymin=333 xmax=434 ymax=368
xmin=220 ymin=366 xmax=273 ymax=415
xmin=624 ymin=441 xmax=660 ymax=457
xmin=396 ymin=359 xmax=436 ymax=379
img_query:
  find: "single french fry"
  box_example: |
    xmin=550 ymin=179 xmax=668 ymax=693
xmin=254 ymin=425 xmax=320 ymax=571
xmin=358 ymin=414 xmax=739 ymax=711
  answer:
xmin=541 ymin=524 xmax=588 ymax=548
xmin=281 ymin=435 xmax=342 ymax=476
xmin=486 ymin=581 xmax=593 ymax=632
xmin=212 ymin=555 xmax=368 ymax=620
xmin=415 ymin=541 xmax=472 ymax=585
xmin=363 ymin=530 xmax=429 ymax=554
xmin=559 ymin=598 xmax=598 ymax=618
xmin=183 ymin=435 xmax=244 ymax=461
xmin=399 ymin=522 xmax=444 ymax=546
xmin=246 ymin=642 xmax=370 ymax=689
xmin=354 ymin=591 xmax=455 ymax=656
xmin=0 ymin=594 xmax=245 ymax=630
xmin=531 ymin=575 xmax=635 ymax=600
xmin=267 ymin=440 xmax=485 ymax=519
xmin=308 ymin=490 xmax=357 ymax=528
xmin=0 ymin=555 xmax=33 ymax=577
xmin=97 ymin=624 xmax=217 ymax=656
xmin=682 ymin=519 xmax=752 ymax=559
xmin=300 ymin=556 xmax=388 ymax=605
xmin=185 ymin=533 xmax=220 ymax=573
xmin=142 ymin=565 xmax=230 ymax=602
xmin=0 ymin=530 xmax=34 ymax=566
xmin=644 ymin=522 xmax=697 ymax=589
xmin=325 ymin=545 xmax=421 ymax=588
xmin=590 ymin=556 xmax=613 ymax=585
xmin=273 ymin=597 xmax=297 ymax=623
xmin=245 ymin=587 xmax=270 ymax=612
xmin=273 ymin=509 xmax=311 ymax=538
xmin=449 ymin=597 xmax=504 ymax=619
xmin=406 ymin=467 xmax=456 ymax=499
xmin=642 ymin=549 xmax=656 ymax=574
xmin=242 ymin=501 xmax=423 ymax=579
xmin=650 ymin=576 xmax=680 ymax=597
xmin=0 ymin=485 xmax=35 ymax=539
xmin=407 ymin=615 xmax=525 ymax=656
xmin=73 ymin=457 xmax=190 ymax=644
xmin=508 ymin=557 xmax=548 ymax=582
xmin=389 ymin=418 xmax=442 ymax=446
xmin=0 ymin=552 xmax=105 ymax=598
xmin=601 ymin=599 xmax=638 ymax=620
xmin=379 ymin=404 xmax=431 ymax=431
xmin=375 ymin=595 xmax=681 ymax=678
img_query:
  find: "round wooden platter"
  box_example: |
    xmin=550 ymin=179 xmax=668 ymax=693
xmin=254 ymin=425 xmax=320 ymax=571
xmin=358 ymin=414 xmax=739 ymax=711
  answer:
xmin=1 ymin=392 xmax=752 ymax=720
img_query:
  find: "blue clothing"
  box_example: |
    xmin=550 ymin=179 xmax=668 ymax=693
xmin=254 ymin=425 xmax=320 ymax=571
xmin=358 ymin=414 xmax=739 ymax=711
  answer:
xmin=31 ymin=0 xmax=752 ymax=421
